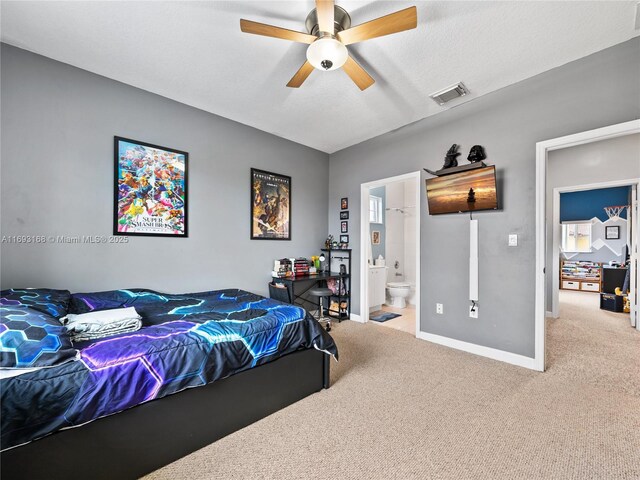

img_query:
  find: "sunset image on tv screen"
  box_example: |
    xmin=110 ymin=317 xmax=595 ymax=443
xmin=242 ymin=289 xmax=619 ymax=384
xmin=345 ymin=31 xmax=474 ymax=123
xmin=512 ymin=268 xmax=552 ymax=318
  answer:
xmin=425 ymin=166 xmax=498 ymax=215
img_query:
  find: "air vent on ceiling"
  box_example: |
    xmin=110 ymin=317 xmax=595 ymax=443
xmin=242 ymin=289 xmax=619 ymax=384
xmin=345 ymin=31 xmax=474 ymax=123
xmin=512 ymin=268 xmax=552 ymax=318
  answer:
xmin=429 ymin=82 xmax=469 ymax=106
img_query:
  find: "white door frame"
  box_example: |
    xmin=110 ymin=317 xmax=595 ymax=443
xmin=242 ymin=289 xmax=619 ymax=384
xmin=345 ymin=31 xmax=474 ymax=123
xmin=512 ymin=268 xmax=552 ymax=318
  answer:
xmin=535 ymin=119 xmax=640 ymax=371
xmin=632 ymin=183 xmax=639 ymax=329
xmin=551 ymin=179 xmax=639 ymax=319
xmin=359 ymin=171 xmax=421 ymax=337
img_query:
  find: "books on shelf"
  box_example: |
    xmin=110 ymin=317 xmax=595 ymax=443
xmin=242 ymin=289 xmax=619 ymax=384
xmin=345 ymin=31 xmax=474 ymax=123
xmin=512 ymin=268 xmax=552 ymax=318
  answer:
xmin=273 ymin=258 xmax=292 ymax=278
xmin=561 ymin=261 xmax=601 ymax=280
xmin=272 ymin=257 xmax=313 ymax=278
xmin=293 ymin=258 xmax=310 ymax=276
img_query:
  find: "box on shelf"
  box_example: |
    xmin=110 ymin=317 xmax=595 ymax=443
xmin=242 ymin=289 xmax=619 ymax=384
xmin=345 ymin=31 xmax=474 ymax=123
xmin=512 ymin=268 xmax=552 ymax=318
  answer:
xmin=328 ymin=300 xmax=348 ymax=318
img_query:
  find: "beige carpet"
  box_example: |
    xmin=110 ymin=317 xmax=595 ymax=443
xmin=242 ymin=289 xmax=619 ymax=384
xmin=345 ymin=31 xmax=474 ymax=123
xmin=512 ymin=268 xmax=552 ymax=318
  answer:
xmin=145 ymin=290 xmax=640 ymax=479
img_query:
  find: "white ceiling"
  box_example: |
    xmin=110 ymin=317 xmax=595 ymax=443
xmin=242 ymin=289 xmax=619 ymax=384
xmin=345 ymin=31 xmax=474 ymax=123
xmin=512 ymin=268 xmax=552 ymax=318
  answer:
xmin=2 ymin=1 xmax=638 ymax=153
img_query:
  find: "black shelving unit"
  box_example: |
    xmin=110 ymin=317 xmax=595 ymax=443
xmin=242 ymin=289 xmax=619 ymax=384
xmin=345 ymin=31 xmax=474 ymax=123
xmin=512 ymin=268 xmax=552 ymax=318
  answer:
xmin=321 ymin=248 xmax=352 ymax=321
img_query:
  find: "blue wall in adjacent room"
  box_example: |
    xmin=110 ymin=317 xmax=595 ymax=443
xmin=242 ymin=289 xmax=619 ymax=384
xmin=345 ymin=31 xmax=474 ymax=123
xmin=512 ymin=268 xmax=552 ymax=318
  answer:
xmin=560 ymin=186 xmax=630 ymax=222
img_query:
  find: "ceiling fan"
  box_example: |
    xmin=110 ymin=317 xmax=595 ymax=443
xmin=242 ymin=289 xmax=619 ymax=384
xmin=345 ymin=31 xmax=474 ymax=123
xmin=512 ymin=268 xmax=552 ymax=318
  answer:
xmin=240 ymin=1 xmax=417 ymax=90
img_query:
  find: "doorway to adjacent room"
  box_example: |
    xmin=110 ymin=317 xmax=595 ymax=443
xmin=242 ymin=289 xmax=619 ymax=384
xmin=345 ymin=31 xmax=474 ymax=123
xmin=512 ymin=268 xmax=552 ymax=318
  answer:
xmin=359 ymin=171 xmax=421 ymax=336
xmin=553 ymin=181 xmax=637 ymax=321
xmin=535 ymin=120 xmax=640 ymax=372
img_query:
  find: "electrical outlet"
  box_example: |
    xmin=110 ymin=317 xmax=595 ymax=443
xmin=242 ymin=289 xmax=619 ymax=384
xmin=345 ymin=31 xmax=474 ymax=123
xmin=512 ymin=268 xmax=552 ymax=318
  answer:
xmin=436 ymin=303 xmax=443 ymax=314
xmin=508 ymin=234 xmax=518 ymax=247
xmin=469 ymin=305 xmax=478 ymax=318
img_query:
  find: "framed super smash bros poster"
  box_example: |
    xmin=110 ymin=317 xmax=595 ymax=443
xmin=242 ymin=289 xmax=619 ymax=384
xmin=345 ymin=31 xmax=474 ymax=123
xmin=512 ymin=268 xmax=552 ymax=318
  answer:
xmin=251 ymin=168 xmax=291 ymax=240
xmin=114 ymin=136 xmax=188 ymax=237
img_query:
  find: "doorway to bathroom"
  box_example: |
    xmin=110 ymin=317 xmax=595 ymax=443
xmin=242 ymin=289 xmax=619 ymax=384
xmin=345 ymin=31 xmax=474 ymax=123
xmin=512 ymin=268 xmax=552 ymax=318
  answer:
xmin=360 ymin=171 xmax=421 ymax=336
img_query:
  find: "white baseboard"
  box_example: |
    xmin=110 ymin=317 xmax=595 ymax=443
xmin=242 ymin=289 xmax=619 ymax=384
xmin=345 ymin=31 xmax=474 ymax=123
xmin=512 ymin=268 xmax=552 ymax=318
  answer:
xmin=349 ymin=313 xmax=363 ymax=323
xmin=545 ymin=311 xmax=553 ymax=317
xmin=416 ymin=331 xmax=539 ymax=371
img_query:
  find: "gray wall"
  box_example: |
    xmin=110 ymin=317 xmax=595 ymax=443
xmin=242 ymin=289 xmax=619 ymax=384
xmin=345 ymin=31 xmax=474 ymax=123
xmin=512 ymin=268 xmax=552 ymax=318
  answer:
xmin=369 ymin=186 xmax=386 ymax=259
xmin=570 ymin=217 xmax=627 ymax=263
xmin=329 ymin=38 xmax=640 ymax=358
xmin=546 ymin=134 xmax=640 ymax=308
xmin=0 ymin=44 xmax=329 ymax=295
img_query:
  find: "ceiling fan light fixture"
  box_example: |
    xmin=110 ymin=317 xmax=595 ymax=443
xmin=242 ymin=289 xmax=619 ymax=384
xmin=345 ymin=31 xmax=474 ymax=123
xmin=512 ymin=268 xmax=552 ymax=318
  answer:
xmin=306 ymin=36 xmax=348 ymax=71
xmin=241 ymin=3 xmax=418 ymax=89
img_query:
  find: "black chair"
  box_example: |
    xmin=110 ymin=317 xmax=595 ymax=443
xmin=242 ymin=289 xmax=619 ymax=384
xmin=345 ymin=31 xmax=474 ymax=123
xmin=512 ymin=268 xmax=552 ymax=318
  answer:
xmin=308 ymin=287 xmax=333 ymax=332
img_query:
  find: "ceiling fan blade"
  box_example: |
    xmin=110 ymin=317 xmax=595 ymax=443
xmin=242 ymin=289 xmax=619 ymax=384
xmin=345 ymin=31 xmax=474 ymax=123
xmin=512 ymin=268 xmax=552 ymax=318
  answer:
xmin=240 ymin=19 xmax=316 ymax=44
xmin=342 ymin=56 xmax=375 ymax=91
xmin=286 ymin=61 xmax=315 ymax=88
xmin=337 ymin=6 xmax=417 ymax=45
xmin=316 ymin=0 xmax=335 ymax=34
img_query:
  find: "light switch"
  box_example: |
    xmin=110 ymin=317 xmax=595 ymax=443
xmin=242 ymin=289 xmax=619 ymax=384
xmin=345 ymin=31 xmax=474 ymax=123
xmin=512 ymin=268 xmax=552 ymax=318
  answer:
xmin=508 ymin=234 xmax=518 ymax=247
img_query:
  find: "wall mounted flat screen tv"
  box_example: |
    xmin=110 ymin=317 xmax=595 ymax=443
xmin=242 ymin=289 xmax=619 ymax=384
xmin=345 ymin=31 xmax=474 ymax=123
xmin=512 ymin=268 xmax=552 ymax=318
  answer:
xmin=425 ymin=165 xmax=498 ymax=215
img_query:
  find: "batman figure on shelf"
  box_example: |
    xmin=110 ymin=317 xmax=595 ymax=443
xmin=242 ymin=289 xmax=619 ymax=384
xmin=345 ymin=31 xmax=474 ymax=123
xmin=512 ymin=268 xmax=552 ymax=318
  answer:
xmin=442 ymin=144 xmax=460 ymax=169
xmin=467 ymin=145 xmax=486 ymax=163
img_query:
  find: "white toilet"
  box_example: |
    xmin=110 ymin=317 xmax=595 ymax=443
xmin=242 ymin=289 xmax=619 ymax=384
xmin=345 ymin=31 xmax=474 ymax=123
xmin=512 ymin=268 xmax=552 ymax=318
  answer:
xmin=386 ymin=282 xmax=411 ymax=308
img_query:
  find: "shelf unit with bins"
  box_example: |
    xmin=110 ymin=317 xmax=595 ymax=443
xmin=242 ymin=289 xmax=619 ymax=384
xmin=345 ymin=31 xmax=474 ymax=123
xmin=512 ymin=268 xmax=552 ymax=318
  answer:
xmin=321 ymin=248 xmax=351 ymax=321
xmin=560 ymin=260 xmax=602 ymax=293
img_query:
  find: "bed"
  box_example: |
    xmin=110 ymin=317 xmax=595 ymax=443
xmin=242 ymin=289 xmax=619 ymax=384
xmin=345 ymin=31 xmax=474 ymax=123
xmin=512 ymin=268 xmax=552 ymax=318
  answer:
xmin=0 ymin=287 xmax=337 ymax=479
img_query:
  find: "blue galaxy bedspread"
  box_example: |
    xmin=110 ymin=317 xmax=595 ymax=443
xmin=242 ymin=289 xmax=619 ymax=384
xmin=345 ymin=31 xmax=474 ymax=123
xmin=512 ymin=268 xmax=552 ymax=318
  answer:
xmin=1 ymin=288 xmax=337 ymax=450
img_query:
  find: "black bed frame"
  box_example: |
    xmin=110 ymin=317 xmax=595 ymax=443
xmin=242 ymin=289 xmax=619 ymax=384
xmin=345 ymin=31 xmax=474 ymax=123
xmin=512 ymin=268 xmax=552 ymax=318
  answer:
xmin=1 ymin=348 xmax=330 ymax=480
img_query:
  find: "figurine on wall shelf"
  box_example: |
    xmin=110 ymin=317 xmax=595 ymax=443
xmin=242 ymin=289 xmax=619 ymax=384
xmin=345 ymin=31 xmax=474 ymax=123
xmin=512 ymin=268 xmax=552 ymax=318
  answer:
xmin=424 ymin=143 xmax=489 ymax=177
xmin=467 ymin=145 xmax=486 ymax=163
xmin=325 ymin=235 xmax=334 ymax=249
xmin=442 ymin=144 xmax=460 ymax=169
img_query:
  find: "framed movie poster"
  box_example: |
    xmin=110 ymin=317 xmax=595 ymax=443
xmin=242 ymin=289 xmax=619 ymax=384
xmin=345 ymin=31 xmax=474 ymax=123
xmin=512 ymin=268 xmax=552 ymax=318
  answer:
xmin=251 ymin=168 xmax=291 ymax=240
xmin=114 ymin=137 xmax=188 ymax=237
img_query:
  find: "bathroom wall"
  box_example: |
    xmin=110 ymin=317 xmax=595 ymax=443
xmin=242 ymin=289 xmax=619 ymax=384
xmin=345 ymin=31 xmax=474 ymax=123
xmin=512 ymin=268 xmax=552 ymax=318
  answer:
xmin=369 ymin=186 xmax=386 ymax=261
xmin=384 ymin=178 xmax=418 ymax=305
xmin=385 ymin=181 xmax=405 ymax=283
xmin=404 ymin=179 xmax=417 ymax=305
